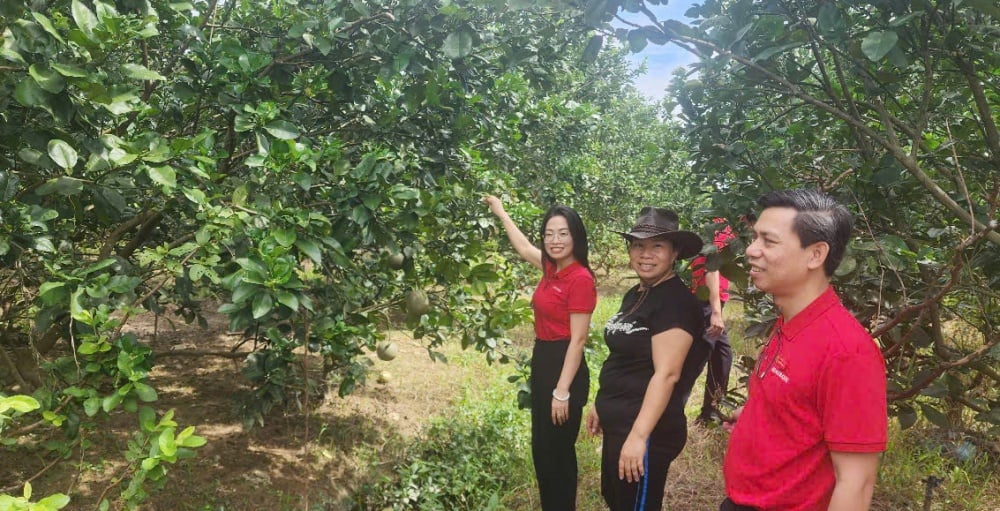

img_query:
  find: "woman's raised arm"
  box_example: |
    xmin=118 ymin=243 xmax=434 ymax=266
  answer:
xmin=483 ymin=195 xmax=543 ymax=270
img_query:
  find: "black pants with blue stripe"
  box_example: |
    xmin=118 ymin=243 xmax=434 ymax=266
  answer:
xmin=531 ymin=340 xmax=589 ymax=511
xmin=600 ymin=425 xmax=686 ymax=511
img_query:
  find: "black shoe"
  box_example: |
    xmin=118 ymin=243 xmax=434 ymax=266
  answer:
xmin=695 ymin=410 xmax=723 ymax=426
xmin=694 ymin=414 xmax=715 ymax=426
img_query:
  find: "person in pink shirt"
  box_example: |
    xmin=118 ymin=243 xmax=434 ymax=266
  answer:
xmin=721 ymin=189 xmax=887 ymax=511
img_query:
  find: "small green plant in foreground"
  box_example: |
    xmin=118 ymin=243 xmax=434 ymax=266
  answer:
xmin=350 ymin=384 xmax=531 ymax=510
xmin=0 ymin=395 xmax=70 ymax=511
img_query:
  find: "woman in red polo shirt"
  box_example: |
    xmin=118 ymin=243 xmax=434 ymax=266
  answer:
xmin=484 ymin=195 xmax=597 ymax=511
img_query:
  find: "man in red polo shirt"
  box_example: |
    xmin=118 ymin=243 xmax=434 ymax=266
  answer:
xmin=721 ymin=189 xmax=887 ymax=511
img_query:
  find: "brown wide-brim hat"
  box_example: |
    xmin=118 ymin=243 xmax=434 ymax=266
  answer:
xmin=615 ymin=206 xmax=704 ymax=259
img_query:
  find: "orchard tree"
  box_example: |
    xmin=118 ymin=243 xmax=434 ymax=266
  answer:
xmin=0 ymin=0 xmax=662 ymax=506
xmin=573 ymin=0 xmax=1000 ymax=437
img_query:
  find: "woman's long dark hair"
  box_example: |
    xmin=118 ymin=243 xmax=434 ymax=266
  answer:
xmin=539 ymin=205 xmax=593 ymax=276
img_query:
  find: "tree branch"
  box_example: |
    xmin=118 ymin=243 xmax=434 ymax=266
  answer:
xmin=666 ymin=32 xmax=1000 ymax=245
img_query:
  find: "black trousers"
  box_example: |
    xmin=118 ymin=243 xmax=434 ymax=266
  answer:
xmin=530 ymin=340 xmax=589 ymax=511
xmin=599 ymin=425 xmax=686 ymax=511
xmin=700 ymin=301 xmax=732 ymax=419
xmin=719 ymin=497 xmax=758 ymax=511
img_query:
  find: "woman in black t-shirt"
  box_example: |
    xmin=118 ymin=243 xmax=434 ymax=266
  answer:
xmin=586 ymin=207 xmax=709 ymax=511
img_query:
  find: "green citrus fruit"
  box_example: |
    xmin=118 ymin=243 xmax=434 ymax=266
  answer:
xmin=387 ymin=252 xmax=405 ymax=269
xmin=376 ymin=341 xmax=398 ymax=361
xmin=404 ymin=289 xmax=430 ymax=316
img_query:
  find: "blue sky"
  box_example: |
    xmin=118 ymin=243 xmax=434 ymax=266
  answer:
xmin=614 ymin=1 xmax=700 ymax=101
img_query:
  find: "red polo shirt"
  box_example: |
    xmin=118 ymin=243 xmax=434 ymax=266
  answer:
xmin=532 ymin=261 xmax=596 ymax=341
xmin=723 ymin=286 xmax=887 ymax=511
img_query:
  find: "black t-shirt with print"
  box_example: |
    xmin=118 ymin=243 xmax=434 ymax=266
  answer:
xmin=595 ymin=275 xmax=708 ymax=436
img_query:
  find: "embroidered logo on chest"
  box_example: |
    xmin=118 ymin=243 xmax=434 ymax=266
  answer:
xmin=769 ymin=355 xmax=789 ymax=383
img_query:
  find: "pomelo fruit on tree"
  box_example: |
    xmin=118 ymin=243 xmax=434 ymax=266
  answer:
xmin=376 ymin=341 xmax=398 ymax=361
xmin=404 ymin=289 xmax=430 ymax=316
xmin=387 ymin=252 xmax=405 ymax=269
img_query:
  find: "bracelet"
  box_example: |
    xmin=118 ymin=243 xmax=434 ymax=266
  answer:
xmin=552 ymin=389 xmax=570 ymax=402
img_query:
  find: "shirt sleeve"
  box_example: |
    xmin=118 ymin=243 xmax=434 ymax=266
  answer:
xmin=565 ymin=271 xmax=597 ymax=313
xmin=648 ymin=285 xmax=702 ymax=339
xmin=819 ymin=347 xmax=888 ymax=452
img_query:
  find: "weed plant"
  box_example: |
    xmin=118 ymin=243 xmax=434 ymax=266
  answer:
xmin=350 ymin=374 xmax=532 ymax=510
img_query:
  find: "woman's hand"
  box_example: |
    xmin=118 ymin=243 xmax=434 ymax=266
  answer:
xmin=618 ymin=432 xmax=648 ymax=483
xmin=482 ymin=195 xmax=506 ymax=218
xmin=551 ymin=395 xmax=569 ymax=425
xmin=585 ymin=407 xmax=602 ymax=436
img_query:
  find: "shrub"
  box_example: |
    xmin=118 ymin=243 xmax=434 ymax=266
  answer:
xmin=351 ymin=388 xmax=530 ymax=510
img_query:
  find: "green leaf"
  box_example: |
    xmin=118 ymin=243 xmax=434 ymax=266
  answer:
xmin=71 ymin=0 xmax=99 ymax=39
xmin=48 ymin=139 xmax=79 ymax=170
xmin=34 ymin=237 xmax=56 ymax=253
xmin=627 ymin=29 xmax=648 ymax=53
xmin=183 ymin=187 xmax=206 ymax=204
xmin=264 ymin=120 xmax=299 ymax=140
xmin=442 ymin=30 xmax=474 ymax=59
xmin=37 ymin=493 xmax=71 ymax=508
xmin=232 ymin=184 xmax=248 ymax=207
xmin=70 ymin=288 xmax=92 ymax=324
xmin=0 ymin=395 xmax=41 ymax=414
xmin=861 ymin=30 xmax=899 ymax=62
xmin=101 ymin=392 xmax=123 ymax=413
xmin=122 ymin=63 xmax=166 ymax=81
xmin=231 ymin=282 xmax=256 ymax=304
xmin=189 ymin=263 xmax=207 ymax=281
xmin=138 ymin=406 xmax=156 ymax=431
xmin=816 ymin=3 xmax=846 ymax=37
xmin=295 ymin=238 xmax=322 ymax=264
xmin=275 ymin=290 xmax=299 ymax=311
xmin=39 ymin=281 xmax=68 ymax=305
xmin=50 ymin=62 xmax=88 ymax=78
xmin=14 ymin=78 xmax=50 ymax=107
xmin=78 ymin=341 xmax=100 ymax=355
xmin=141 ymin=457 xmax=160 ymax=471
xmin=252 ymin=292 xmax=273 ymax=319
xmin=178 ymin=433 xmax=207 ymax=448
xmin=133 ymin=382 xmax=158 ymax=402
xmin=83 ymin=397 xmax=101 ymax=416
xmin=147 ymin=166 xmax=177 ymax=189
xmin=273 ymin=228 xmax=296 ymax=247
xmin=30 ymin=64 xmax=66 ymax=94
xmin=32 ymin=12 xmax=67 ymax=44
xmin=389 ymin=183 xmax=419 ymax=200
xmin=158 ymin=427 xmax=177 ymax=457
xmin=920 ymin=403 xmax=950 ymax=428
xmin=37 ymin=177 xmax=85 ymax=196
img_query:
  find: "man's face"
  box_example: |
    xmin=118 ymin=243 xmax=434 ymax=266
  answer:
xmin=745 ymin=207 xmax=813 ymax=297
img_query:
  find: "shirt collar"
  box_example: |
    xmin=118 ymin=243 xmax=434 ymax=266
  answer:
xmin=546 ymin=260 xmax=581 ymax=279
xmin=774 ymin=286 xmax=840 ymax=342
